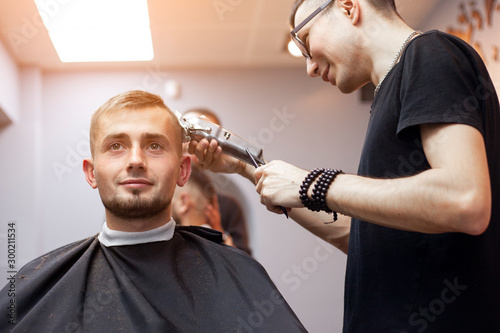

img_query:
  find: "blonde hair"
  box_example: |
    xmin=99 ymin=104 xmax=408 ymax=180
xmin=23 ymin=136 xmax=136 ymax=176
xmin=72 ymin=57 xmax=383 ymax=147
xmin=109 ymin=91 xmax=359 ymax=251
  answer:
xmin=89 ymin=90 xmax=183 ymax=157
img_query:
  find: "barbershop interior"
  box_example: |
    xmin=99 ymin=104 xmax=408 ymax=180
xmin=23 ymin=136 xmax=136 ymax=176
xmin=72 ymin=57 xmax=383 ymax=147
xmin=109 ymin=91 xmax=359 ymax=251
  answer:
xmin=0 ymin=0 xmax=499 ymax=332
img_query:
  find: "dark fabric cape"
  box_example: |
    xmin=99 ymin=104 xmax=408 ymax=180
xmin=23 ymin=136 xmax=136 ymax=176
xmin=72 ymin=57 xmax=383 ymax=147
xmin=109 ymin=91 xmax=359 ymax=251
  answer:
xmin=1 ymin=226 xmax=307 ymax=332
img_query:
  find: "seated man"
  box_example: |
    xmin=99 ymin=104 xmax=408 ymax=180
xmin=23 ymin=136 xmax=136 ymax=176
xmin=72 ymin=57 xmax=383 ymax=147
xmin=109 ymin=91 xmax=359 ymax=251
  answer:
xmin=172 ymin=164 xmax=235 ymax=247
xmin=0 ymin=90 xmax=306 ymax=333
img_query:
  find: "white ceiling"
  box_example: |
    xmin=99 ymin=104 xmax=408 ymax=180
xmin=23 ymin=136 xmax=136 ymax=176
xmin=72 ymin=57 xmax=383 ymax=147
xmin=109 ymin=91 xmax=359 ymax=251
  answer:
xmin=0 ymin=0 xmax=440 ymax=72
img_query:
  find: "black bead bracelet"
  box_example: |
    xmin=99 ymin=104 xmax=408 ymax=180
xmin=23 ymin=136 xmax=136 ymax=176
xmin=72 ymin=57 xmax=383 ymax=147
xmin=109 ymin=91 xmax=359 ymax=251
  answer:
xmin=299 ymin=168 xmax=344 ymax=222
xmin=299 ymin=168 xmax=325 ymax=211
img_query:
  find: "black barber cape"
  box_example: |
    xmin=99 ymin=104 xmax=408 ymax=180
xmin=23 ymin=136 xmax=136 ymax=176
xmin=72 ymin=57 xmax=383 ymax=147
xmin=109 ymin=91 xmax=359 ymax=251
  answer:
xmin=1 ymin=224 xmax=306 ymax=332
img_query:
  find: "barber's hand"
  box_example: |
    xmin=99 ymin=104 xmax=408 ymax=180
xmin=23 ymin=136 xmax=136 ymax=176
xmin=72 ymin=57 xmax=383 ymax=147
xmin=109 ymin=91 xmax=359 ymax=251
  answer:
xmin=188 ymin=138 xmax=247 ymax=175
xmin=254 ymin=160 xmax=309 ymax=214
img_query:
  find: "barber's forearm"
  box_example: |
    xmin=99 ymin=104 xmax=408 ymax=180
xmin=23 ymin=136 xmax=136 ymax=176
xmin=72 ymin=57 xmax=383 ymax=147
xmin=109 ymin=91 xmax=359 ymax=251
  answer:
xmin=288 ymin=208 xmax=350 ymax=254
xmin=326 ymin=170 xmax=490 ymax=235
xmin=238 ymin=163 xmax=257 ymax=184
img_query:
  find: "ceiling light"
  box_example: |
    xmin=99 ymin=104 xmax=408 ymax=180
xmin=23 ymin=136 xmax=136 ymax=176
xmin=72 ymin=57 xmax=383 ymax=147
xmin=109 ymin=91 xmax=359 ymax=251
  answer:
xmin=34 ymin=0 xmax=154 ymax=63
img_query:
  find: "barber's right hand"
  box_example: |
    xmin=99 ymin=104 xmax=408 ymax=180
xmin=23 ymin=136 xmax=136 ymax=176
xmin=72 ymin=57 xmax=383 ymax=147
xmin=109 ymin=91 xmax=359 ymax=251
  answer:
xmin=188 ymin=138 xmax=247 ymax=175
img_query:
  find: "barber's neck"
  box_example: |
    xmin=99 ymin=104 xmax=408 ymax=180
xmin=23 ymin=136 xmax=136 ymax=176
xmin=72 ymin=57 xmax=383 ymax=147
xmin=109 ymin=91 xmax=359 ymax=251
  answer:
xmin=362 ymin=18 xmax=414 ymax=85
xmin=105 ymin=209 xmax=172 ymax=232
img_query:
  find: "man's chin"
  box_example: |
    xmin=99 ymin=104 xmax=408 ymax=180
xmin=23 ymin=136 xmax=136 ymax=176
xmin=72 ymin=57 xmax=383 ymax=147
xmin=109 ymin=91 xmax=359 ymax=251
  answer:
xmin=102 ymin=195 xmax=171 ymax=220
xmin=337 ymin=82 xmax=357 ymax=94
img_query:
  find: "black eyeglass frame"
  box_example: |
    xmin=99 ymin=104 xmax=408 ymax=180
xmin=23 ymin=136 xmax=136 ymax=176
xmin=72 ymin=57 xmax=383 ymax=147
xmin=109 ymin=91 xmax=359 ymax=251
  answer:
xmin=290 ymin=0 xmax=334 ymax=59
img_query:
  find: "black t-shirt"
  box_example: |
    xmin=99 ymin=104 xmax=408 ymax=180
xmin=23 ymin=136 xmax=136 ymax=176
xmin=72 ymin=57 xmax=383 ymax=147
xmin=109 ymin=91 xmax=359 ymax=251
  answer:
xmin=344 ymin=31 xmax=500 ymax=332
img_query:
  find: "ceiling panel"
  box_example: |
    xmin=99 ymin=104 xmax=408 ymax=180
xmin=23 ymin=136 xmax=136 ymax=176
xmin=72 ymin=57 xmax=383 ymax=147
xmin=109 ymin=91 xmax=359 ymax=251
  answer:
xmin=0 ymin=0 xmax=440 ymax=72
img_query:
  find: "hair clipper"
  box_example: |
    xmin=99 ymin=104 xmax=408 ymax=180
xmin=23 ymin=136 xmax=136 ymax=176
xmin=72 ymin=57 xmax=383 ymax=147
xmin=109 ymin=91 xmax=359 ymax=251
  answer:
xmin=175 ymin=112 xmax=265 ymax=166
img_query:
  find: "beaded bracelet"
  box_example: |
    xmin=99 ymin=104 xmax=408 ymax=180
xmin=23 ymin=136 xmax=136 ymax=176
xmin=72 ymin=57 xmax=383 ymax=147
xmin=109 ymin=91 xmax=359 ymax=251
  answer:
xmin=299 ymin=168 xmax=344 ymax=223
xmin=299 ymin=168 xmax=324 ymax=211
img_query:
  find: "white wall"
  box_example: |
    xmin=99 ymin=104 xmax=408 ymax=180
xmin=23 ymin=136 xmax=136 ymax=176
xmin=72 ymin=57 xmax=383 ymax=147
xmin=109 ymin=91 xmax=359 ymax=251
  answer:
xmin=0 ymin=41 xmax=19 ymax=126
xmin=421 ymin=0 xmax=500 ymax=86
xmin=0 ymin=68 xmax=42 ymax=265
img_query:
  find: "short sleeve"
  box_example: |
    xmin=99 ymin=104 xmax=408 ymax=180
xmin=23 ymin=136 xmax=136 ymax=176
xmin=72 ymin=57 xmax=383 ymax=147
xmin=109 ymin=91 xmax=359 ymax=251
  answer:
xmin=397 ymin=31 xmax=484 ymax=138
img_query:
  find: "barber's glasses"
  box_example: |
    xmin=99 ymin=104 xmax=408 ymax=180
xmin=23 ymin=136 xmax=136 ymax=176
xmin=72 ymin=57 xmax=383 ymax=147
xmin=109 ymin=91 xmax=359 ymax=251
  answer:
xmin=290 ymin=0 xmax=334 ymax=59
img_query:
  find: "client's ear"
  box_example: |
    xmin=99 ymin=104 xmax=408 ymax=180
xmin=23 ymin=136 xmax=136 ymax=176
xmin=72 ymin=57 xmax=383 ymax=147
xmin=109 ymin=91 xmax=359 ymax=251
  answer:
xmin=177 ymin=155 xmax=192 ymax=187
xmin=83 ymin=158 xmax=98 ymax=189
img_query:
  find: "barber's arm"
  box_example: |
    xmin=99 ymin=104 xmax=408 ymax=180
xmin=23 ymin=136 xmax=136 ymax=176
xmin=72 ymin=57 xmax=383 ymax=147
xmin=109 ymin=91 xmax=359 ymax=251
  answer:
xmin=288 ymin=209 xmax=350 ymax=254
xmin=188 ymin=137 xmax=351 ymax=253
xmin=255 ymin=123 xmax=491 ymax=236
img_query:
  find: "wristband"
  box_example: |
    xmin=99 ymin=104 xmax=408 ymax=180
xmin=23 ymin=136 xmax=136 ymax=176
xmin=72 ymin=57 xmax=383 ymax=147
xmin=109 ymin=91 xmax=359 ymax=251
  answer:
xmin=299 ymin=168 xmax=344 ymax=223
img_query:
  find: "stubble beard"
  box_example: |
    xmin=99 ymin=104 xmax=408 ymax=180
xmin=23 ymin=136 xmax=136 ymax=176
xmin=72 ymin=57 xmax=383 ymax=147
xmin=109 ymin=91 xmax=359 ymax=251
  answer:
xmin=102 ymin=190 xmax=171 ymax=220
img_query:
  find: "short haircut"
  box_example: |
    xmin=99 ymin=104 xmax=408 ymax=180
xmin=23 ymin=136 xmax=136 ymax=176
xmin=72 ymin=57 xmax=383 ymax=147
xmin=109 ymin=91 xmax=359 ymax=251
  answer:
xmin=289 ymin=0 xmax=398 ymax=28
xmin=89 ymin=90 xmax=183 ymax=157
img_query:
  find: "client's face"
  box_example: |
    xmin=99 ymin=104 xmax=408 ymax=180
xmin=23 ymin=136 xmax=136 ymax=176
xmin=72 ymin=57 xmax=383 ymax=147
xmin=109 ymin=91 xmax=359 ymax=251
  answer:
xmin=91 ymin=107 xmax=185 ymax=220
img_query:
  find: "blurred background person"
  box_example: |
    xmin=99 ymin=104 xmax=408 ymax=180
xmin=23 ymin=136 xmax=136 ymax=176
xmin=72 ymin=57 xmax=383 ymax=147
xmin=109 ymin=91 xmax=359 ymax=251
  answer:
xmin=182 ymin=107 xmax=251 ymax=255
xmin=172 ymin=164 xmax=235 ymax=248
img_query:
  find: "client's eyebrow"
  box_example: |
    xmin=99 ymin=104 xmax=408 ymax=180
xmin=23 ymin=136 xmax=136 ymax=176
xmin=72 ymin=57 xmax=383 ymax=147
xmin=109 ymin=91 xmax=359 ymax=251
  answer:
xmin=98 ymin=133 xmax=127 ymax=153
xmin=102 ymin=132 xmax=169 ymax=142
xmin=140 ymin=133 xmax=170 ymax=143
xmin=102 ymin=133 xmax=128 ymax=142
xmin=100 ymin=132 xmax=172 ymax=151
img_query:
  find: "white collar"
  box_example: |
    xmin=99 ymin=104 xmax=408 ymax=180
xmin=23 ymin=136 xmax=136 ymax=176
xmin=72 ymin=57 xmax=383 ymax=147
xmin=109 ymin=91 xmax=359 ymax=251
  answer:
xmin=98 ymin=219 xmax=175 ymax=247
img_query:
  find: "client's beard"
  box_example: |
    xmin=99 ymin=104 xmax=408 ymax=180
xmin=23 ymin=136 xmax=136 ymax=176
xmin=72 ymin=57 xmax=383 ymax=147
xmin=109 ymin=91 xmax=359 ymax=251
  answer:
xmin=102 ymin=191 xmax=171 ymax=220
